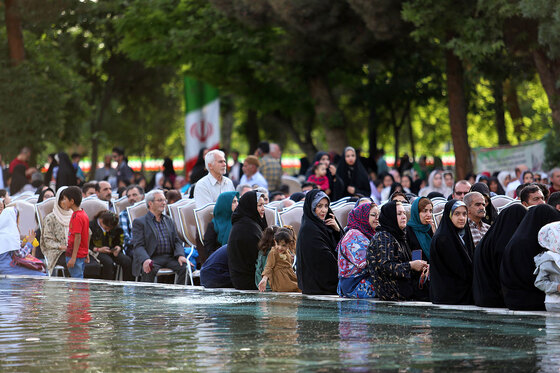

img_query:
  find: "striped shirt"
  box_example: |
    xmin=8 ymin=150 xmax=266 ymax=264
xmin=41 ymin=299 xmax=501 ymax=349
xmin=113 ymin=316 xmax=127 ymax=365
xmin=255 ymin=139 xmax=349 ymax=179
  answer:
xmin=468 ymin=219 xmax=490 ymax=247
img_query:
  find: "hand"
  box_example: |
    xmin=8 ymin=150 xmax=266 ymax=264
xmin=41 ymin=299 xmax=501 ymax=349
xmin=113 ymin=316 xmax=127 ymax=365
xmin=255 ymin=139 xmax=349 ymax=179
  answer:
xmin=347 ymin=186 xmax=356 ymax=195
xmin=27 ymin=229 xmax=36 ymax=242
xmin=178 ymin=256 xmax=188 ymax=267
xmin=258 ymin=276 xmax=268 ymax=292
xmin=85 ymin=255 xmax=90 ymax=264
xmin=329 ymin=165 xmax=336 ymax=175
xmin=143 ymin=259 xmax=153 ymax=274
xmin=60 ymin=246 xmax=67 ymax=251
xmin=410 ymin=260 xmax=428 ymax=272
xmin=113 ymin=246 xmax=121 ymax=257
xmin=97 ymin=247 xmax=111 ymax=254
xmin=325 ymin=216 xmax=340 ymax=232
xmin=67 ymin=258 xmax=76 ymax=268
xmin=557 ymin=284 xmax=560 ymax=293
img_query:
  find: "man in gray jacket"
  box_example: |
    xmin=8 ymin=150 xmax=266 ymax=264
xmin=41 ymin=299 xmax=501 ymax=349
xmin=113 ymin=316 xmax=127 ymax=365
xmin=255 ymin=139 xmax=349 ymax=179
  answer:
xmin=132 ymin=190 xmax=188 ymax=283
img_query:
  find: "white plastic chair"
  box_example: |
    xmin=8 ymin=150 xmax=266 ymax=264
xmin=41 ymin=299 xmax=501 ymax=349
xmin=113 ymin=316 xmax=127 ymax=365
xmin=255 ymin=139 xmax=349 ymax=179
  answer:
xmin=278 ymin=203 xmax=304 ymax=237
xmin=194 ymin=203 xmax=215 ymax=245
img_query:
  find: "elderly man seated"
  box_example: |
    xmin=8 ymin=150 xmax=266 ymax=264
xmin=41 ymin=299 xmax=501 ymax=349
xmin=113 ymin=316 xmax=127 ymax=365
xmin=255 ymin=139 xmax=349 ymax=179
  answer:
xmin=132 ymin=190 xmax=188 ymax=283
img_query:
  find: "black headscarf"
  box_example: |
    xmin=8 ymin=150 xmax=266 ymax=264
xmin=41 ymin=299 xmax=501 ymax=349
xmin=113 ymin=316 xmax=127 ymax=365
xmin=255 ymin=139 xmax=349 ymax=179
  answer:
xmin=472 ymin=203 xmax=526 ymax=307
xmin=376 ymin=201 xmax=407 ymax=246
xmin=430 ymin=199 xmax=475 ymax=305
xmin=37 ymin=187 xmax=55 ymax=203
xmin=9 ymin=164 xmax=28 ymax=195
xmin=162 ymin=157 xmax=176 ymax=180
xmin=336 ymin=147 xmax=371 ymax=198
xmin=227 ymin=191 xmax=267 ymax=290
xmin=500 ymin=204 xmax=560 ymax=311
xmin=470 ymin=182 xmax=498 ymax=225
xmin=389 ymin=182 xmax=404 ymax=198
xmin=44 ymin=153 xmax=57 ymax=186
xmin=307 ymin=151 xmax=345 ymax=201
xmin=190 ymin=148 xmax=208 ymax=184
xmin=55 ymin=152 xmax=77 ymax=191
xmin=296 ymin=189 xmax=341 ymax=295
xmin=489 ymin=176 xmax=506 ymax=196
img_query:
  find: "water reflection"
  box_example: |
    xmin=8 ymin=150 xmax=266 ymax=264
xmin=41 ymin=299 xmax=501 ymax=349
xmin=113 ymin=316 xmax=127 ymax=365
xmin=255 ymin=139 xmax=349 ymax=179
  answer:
xmin=0 ymin=278 xmax=555 ymax=371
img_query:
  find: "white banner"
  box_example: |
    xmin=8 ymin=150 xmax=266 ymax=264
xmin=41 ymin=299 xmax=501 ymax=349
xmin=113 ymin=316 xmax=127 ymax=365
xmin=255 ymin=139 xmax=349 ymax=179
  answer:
xmin=473 ymin=140 xmax=546 ymax=173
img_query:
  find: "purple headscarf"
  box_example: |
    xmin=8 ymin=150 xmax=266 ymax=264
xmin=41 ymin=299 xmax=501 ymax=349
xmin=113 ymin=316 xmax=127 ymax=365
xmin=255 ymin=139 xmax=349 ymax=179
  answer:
xmin=346 ymin=202 xmax=376 ymax=240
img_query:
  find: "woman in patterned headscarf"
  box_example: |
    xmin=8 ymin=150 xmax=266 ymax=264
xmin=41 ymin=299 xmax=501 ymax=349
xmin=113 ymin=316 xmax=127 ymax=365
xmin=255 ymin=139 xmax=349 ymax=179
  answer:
xmin=337 ymin=202 xmax=379 ymax=298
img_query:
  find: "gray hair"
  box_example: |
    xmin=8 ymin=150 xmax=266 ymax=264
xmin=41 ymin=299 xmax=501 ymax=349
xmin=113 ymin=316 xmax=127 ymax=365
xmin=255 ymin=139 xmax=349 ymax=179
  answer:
xmin=463 ymin=191 xmax=483 ymax=208
xmin=236 ymin=184 xmax=252 ymax=193
xmin=145 ymin=190 xmax=165 ymax=208
xmin=253 ymin=186 xmax=269 ymax=196
xmin=549 ymin=168 xmax=560 ymax=178
xmin=204 ymin=149 xmax=225 ymax=170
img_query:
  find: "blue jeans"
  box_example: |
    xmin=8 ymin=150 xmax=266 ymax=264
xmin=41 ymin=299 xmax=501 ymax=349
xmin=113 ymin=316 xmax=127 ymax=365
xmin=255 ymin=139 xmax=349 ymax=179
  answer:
xmin=66 ymin=256 xmax=85 ymax=278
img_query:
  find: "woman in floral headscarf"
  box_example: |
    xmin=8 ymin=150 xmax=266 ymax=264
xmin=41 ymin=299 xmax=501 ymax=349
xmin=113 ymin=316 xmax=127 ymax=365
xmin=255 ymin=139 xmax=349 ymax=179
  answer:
xmin=337 ymin=202 xmax=379 ymax=298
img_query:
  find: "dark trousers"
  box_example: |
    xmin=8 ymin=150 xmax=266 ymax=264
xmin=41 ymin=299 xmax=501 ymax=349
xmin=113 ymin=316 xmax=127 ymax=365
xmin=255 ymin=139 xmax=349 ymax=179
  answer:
xmin=98 ymin=251 xmax=133 ymax=281
xmin=140 ymin=255 xmax=186 ymax=284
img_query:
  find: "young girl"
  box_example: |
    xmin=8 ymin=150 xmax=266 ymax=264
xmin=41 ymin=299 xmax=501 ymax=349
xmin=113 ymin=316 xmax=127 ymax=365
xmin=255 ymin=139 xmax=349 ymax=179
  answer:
xmin=254 ymin=226 xmax=279 ymax=290
xmin=307 ymin=162 xmax=330 ymax=195
xmin=258 ymin=227 xmax=300 ymax=292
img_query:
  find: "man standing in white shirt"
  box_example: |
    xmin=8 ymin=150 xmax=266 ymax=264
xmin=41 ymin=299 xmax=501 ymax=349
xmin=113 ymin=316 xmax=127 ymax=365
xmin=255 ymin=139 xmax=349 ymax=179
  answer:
xmin=194 ymin=150 xmax=235 ymax=208
xmin=240 ymin=155 xmax=268 ymax=190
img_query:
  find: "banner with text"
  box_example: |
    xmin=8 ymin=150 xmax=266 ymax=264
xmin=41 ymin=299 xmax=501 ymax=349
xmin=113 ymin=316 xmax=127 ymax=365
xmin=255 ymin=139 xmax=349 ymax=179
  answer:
xmin=473 ymin=140 xmax=546 ymax=173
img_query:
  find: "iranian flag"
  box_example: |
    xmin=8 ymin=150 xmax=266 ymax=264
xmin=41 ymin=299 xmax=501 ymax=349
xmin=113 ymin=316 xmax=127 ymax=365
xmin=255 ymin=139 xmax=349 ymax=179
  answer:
xmin=184 ymin=77 xmax=220 ymax=176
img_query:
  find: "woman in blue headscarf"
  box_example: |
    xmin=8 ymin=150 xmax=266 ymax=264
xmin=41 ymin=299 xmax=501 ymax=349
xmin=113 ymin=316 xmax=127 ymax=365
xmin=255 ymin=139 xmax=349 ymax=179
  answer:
xmin=406 ymin=197 xmax=435 ymax=262
xmin=202 ymin=191 xmax=239 ymax=257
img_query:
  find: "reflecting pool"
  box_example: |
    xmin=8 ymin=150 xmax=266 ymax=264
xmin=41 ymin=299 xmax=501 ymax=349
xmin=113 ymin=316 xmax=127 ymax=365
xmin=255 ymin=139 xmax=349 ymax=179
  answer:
xmin=0 ymin=277 xmax=558 ymax=372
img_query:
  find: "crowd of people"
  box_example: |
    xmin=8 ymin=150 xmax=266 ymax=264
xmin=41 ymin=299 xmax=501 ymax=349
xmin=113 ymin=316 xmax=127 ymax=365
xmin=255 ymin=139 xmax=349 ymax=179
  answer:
xmin=2 ymin=143 xmax=560 ymax=312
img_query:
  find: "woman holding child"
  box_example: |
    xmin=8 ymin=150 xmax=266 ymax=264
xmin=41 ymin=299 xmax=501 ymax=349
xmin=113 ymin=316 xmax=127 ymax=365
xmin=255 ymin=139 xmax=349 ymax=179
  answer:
xmin=227 ymin=190 xmax=267 ymax=290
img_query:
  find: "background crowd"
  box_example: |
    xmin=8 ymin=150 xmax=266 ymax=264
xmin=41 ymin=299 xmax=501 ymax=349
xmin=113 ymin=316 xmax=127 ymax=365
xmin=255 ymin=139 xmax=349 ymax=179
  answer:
xmin=1 ymin=142 xmax=560 ymax=313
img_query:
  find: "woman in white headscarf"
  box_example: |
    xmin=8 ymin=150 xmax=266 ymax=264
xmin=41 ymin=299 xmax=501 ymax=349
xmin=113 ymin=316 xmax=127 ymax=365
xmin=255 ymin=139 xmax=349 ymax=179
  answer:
xmin=0 ymin=207 xmax=46 ymax=275
xmin=40 ymin=186 xmax=73 ymax=275
xmin=419 ymin=170 xmax=451 ymax=198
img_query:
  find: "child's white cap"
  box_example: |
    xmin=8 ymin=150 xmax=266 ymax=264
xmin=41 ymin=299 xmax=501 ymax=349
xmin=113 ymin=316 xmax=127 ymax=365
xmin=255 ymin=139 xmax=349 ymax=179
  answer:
xmin=538 ymin=221 xmax=560 ymax=253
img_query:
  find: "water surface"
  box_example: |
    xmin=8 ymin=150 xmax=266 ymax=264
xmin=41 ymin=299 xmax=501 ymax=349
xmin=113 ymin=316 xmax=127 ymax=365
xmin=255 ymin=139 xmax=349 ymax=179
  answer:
xmin=0 ymin=277 xmax=558 ymax=372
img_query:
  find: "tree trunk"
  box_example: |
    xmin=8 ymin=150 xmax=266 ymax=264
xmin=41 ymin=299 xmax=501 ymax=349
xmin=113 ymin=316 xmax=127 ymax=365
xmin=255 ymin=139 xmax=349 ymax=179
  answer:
xmin=220 ymin=96 xmax=234 ymax=154
xmin=408 ymin=113 xmax=415 ymax=161
xmin=493 ymin=79 xmax=509 ymax=145
xmin=504 ymin=79 xmax=524 ymax=142
xmin=5 ymin=0 xmax=25 ymax=66
xmin=533 ymin=49 xmax=560 ymax=131
xmin=245 ymin=109 xmax=260 ymax=154
xmin=278 ymin=112 xmax=317 ymax=161
xmin=446 ymin=48 xmax=472 ymax=179
xmin=394 ymin=123 xmax=400 ymax=170
xmin=368 ymin=100 xmax=378 ymax=167
xmin=309 ymin=75 xmax=347 ymax=154
xmin=89 ymin=84 xmax=112 ymax=180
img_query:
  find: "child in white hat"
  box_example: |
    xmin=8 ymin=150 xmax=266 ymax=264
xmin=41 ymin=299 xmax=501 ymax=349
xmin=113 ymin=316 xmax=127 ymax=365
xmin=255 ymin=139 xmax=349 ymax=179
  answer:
xmin=535 ymin=221 xmax=560 ymax=312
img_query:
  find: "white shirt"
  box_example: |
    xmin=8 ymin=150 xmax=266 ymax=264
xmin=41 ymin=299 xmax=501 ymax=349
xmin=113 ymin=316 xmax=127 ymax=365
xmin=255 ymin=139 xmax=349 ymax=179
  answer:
xmin=240 ymin=171 xmax=268 ymax=190
xmin=194 ymin=173 xmax=235 ymax=208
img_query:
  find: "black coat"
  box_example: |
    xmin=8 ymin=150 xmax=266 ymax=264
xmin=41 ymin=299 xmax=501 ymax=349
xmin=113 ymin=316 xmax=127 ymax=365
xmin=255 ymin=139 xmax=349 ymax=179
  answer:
xmin=430 ymin=200 xmax=475 ymax=305
xmin=500 ymin=204 xmax=560 ymax=311
xmin=227 ymin=191 xmax=267 ymax=290
xmin=472 ymin=204 xmax=526 ymax=307
xmin=296 ymin=189 xmax=342 ymax=295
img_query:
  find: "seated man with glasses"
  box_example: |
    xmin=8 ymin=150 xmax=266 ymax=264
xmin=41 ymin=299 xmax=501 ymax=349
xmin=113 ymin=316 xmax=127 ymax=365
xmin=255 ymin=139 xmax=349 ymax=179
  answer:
xmin=132 ymin=190 xmax=188 ymax=283
xmin=452 ymin=180 xmax=471 ymax=201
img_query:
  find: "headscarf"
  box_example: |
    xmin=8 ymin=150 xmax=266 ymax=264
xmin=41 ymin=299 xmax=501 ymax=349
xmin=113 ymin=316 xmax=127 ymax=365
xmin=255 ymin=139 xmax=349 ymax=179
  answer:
xmin=231 ymin=190 xmax=267 ymax=230
xmin=489 ymin=177 xmax=506 ymax=195
xmin=190 ymin=148 xmax=208 ymax=184
xmin=37 ymin=187 xmax=55 ymax=203
xmin=311 ymin=191 xmax=329 ymax=216
xmin=434 ymin=199 xmax=474 ymax=259
xmin=472 ymin=203 xmax=527 ymax=307
xmin=470 ymin=182 xmax=498 ymax=225
xmin=336 ymin=147 xmax=371 ymax=197
xmin=212 ymin=191 xmax=239 ymax=246
xmin=346 ymin=202 xmax=376 ymax=240
xmin=52 ymin=186 xmax=72 ymax=229
xmin=55 ymin=152 xmax=77 ymax=191
xmin=538 ymin=221 xmax=560 ymax=254
xmin=0 ymin=207 xmax=20 ymax=255
xmin=419 ymin=170 xmax=449 ymax=197
xmin=500 ymin=204 xmax=560 ymax=310
xmin=497 ymin=171 xmax=511 ymax=191
xmin=407 ymin=197 xmax=432 ymax=259
xmin=376 ymin=200 xmax=406 ymax=244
